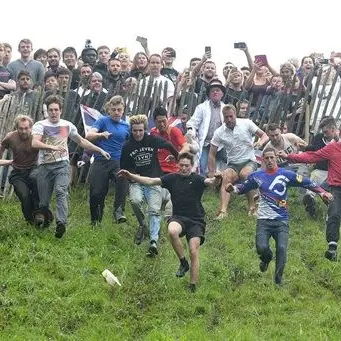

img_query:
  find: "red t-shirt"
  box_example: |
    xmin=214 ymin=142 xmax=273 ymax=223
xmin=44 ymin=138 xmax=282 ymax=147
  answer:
xmin=150 ymin=126 xmax=186 ymax=173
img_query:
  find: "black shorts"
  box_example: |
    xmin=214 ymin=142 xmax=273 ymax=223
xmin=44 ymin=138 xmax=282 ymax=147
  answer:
xmin=167 ymin=215 xmax=206 ymax=245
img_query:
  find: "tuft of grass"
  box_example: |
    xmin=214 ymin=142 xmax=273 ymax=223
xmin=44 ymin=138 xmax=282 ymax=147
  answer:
xmin=1 ymin=187 xmax=341 ymax=340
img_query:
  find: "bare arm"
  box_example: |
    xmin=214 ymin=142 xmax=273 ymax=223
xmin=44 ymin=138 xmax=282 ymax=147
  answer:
xmin=191 ymin=51 xmax=211 ymax=79
xmin=72 ymin=134 xmax=110 ymax=158
xmin=86 ymin=128 xmax=111 ymax=142
xmin=239 ymin=45 xmax=253 ymax=69
xmin=244 ymin=67 xmax=256 ymax=90
xmin=204 ymin=172 xmax=223 ymax=186
xmin=0 ymin=79 xmax=16 ymax=91
xmin=118 ymin=169 xmax=162 ymax=186
xmin=32 ymin=134 xmax=61 ymax=151
xmin=179 ymin=142 xmax=191 ymax=154
xmin=254 ymin=129 xmax=269 ymax=147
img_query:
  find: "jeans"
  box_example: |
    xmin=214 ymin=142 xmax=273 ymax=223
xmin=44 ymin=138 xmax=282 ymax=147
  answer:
xmin=326 ymin=186 xmax=341 ymax=244
xmin=37 ymin=161 xmax=70 ymax=225
xmin=89 ymin=159 xmax=128 ymax=222
xmin=160 ymin=187 xmax=172 ymax=217
xmin=199 ymin=145 xmax=210 ymax=176
xmin=129 ymin=183 xmax=162 ymax=242
xmin=256 ymin=219 xmax=289 ymax=284
xmin=9 ymin=167 xmax=39 ymax=222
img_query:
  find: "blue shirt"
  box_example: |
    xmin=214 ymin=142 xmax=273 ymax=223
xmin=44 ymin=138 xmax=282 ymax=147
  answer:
xmin=92 ymin=116 xmax=129 ymax=160
xmin=236 ymin=167 xmax=324 ymax=221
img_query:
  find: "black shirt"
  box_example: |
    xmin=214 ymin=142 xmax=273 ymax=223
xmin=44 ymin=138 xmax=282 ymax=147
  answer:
xmin=120 ymin=134 xmax=179 ymax=177
xmin=161 ymin=172 xmax=206 ymax=219
xmin=194 ymin=78 xmax=209 ymax=103
xmin=161 ymin=67 xmax=178 ymax=84
xmin=306 ymin=133 xmax=335 ymax=171
xmin=0 ymin=66 xmax=13 ymax=99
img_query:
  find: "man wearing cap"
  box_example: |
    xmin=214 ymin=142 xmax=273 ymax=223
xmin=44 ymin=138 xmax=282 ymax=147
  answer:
xmin=81 ymin=41 xmax=98 ymax=68
xmin=186 ymin=79 xmax=226 ymax=176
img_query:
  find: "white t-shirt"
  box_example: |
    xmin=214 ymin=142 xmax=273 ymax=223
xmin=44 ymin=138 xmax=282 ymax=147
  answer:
xmin=211 ymin=118 xmax=258 ymax=164
xmin=139 ymin=75 xmax=175 ymax=101
xmin=32 ymin=119 xmax=79 ymax=165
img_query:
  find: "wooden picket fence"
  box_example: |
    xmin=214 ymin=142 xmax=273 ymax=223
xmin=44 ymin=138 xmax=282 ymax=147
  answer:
xmin=1 ymin=64 xmax=341 ymax=200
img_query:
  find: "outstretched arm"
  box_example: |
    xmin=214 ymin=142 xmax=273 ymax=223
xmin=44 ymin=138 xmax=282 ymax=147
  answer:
xmin=118 ymin=169 xmax=162 ymax=186
xmin=204 ymin=171 xmax=223 ymax=187
xmin=225 ymin=175 xmax=259 ymax=195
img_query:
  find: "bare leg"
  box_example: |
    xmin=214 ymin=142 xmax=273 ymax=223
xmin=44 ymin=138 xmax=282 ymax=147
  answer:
xmin=219 ymin=168 xmax=239 ymax=213
xmin=240 ymin=166 xmax=258 ymax=213
xmin=168 ymin=221 xmax=184 ymax=259
xmin=189 ymin=237 xmax=201 ymax=284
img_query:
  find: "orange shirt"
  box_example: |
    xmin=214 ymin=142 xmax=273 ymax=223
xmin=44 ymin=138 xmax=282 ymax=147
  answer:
xmin=150 ymin=126 xmax=186 ymax=173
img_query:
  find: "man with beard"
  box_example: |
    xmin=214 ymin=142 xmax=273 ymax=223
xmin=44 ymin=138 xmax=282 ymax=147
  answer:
xmin=0 ymin=115 xmax=40 ymax=224
xmin=208 ymin=104 xmax=268 ymax=220
xmin=118 ymin=153 xmax=222 ymax=293
xmin=105 ymin=58 xmax=124 ymax=95
xmin=46 ymin=48 xmax=62 ymax=74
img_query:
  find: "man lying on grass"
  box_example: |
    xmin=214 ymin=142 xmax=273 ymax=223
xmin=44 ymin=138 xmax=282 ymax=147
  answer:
xmin=118 ymin=152 xmax=222 ymax=293
xmin=226 ymin=148 xmax=333 ymax=286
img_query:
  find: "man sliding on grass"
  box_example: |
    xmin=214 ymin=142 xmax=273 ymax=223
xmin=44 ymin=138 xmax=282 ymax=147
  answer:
xmin=118 ymin=152 xmax=222 ymax=292
xmin=226 ymin=148 xmax=333 ymax=286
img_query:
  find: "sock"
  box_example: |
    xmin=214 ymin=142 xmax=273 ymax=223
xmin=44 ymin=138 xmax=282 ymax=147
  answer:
xmin=180 ymin=257 xmax=187 ymax=265
xmin=328 ymin=242 xmax=337 ymax=251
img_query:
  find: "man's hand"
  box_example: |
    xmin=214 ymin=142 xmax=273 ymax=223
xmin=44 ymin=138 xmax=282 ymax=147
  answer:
xmin=100 ymin=150 xmax=111 ymax=160
xmin=322 ymin=192 xmax=334 ymax=203
xmin=165 ymin=155 xmax=176 ymax=163
xmin=77 ymin=161 xmax=86 ymax=168
xmin=295 ymin=142 xmax=307 ymax=150
xmin=138 ymin=37 xmax=148 ymax=49
xmin=117 ymin=169 xmax=131 ymax=179
xmin=253 ymin=141 xmax=262 ymax=149
xmin=213 ymin=171 xmax=223 ymax=179
xmin=277 ymin=150 xmax=288 ymax=159
xmin=225 ymin=183 xmax=235 ymax=193
xmin=202 ymin=50 xmax=211 ymax=61
xmin=51 ymin=145 xmax=67 ymax=153
xmin=101 ymin=131 xmax=112 ymax=139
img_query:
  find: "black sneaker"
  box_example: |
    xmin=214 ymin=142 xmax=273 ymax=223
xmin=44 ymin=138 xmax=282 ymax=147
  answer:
xmin=146 ymin=240 xmax=158 ymax=257
xmin=176 ymin=260 xmax=190 ymax=277
xmin=135 ymin=225 xmax=147 ymax=245
xmin=259 ymin=260 xmax=269 ymax=272
xmin=55 ymin=223 xmax=66 ymax=238
xmin=303 ymin=194 xmax=316 ymax=217
xmin=325 ymin=249 xmax=337 ymax=261
xmin=34 ymin=212 xmax=45 ymax=228
xmin=114 ymin=207 xmax=127 ymax=224
xmin=189 ymin=283 xmax=196 ymax=293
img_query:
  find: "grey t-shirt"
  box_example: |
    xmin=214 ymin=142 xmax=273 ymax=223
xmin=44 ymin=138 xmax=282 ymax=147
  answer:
xmin=7 ymin=59 xmax=45 ymax=86
xmin=204 ymin=101 xmax=222 ymax=145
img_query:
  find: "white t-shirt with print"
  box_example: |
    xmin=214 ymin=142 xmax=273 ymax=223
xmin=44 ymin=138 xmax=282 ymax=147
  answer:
xmin=32 ymin=119 xmax=79 ymax=165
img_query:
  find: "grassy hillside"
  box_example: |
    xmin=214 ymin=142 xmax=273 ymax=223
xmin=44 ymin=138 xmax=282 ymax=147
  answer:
xmin=1 ymin=186 xmax=341 ymax=341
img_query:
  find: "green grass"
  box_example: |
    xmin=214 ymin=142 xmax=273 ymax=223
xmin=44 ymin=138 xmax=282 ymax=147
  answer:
xmin=1 ymin=186 xmax=341 ymax=340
